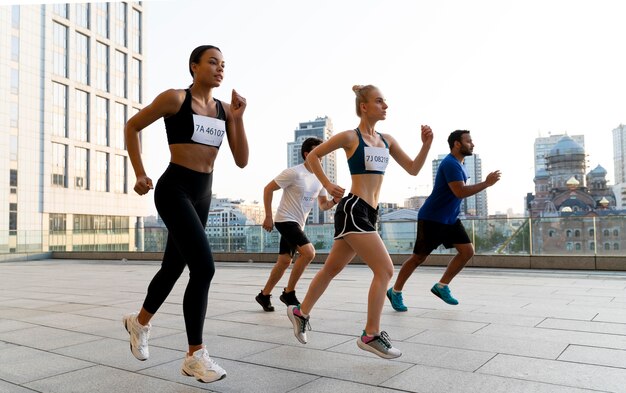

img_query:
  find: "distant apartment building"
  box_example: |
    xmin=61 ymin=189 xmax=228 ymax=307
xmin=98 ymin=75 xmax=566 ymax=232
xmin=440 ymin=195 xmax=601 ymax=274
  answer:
xmin=534 ymin=133 xmax=585 ymax=174
xmin=431 ymin=154 xmax=488 ymax=217
xmin=286 ymin=116 xmax=336 ymax=224
xmin=0 ymin=3 xmax=148 ymax=253
xmin=613 ymin=124 xmax=626 ymax=208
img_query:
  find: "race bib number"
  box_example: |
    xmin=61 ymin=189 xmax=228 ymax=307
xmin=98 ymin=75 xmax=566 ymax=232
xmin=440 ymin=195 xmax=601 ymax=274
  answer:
xmin=301 ymin=192 xmax=316 ymax=212
xmin=192 ymin=114 xmax=226 ymax=147
xmin=364 ymin=146 xmax=389 ymax=172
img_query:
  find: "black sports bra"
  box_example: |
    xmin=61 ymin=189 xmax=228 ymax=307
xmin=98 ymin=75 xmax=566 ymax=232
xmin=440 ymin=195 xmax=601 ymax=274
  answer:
xmin=164 ymin=89 xmax=227 ymax=148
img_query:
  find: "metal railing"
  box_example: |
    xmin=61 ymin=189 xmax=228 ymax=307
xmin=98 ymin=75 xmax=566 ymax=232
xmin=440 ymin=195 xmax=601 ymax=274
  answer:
xmin=2 ymin=215 xmax=625 ymax=257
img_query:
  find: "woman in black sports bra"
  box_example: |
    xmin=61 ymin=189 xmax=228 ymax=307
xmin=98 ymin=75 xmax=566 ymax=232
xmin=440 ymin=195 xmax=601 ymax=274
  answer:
xmin=123 ymin=45 xmax=248 ymax=383
xmin=286 ymin=84 xmax=433 ymax=360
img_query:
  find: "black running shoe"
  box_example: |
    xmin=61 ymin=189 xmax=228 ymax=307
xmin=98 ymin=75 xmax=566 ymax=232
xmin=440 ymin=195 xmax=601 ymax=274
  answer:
xmin=255 ymin=292 xmax=275 ymax=312
xmin=279 ymin=289 xmax=300 ymax=306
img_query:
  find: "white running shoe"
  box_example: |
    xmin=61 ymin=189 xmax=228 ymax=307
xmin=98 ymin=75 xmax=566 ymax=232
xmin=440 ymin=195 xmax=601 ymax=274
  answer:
xmin=122 ymin=312 xmax=151 ymax=361
xmin=181 ymin=348 xmax=227 ymax=383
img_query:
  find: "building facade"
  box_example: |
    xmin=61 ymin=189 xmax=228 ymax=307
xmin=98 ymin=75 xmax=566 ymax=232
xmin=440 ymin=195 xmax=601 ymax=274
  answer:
xmin=534 ymin=133 xmax=585 ymax=174
xmin=0 ymin=3 xmax=148 ymax=253
xmin=286 ymin=116 xmax=336 ymax=224
xmin=613 ymin=124 xmax=626 ymax=208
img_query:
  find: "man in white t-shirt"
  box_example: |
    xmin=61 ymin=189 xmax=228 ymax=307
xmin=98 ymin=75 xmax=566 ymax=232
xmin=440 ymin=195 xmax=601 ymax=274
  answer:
xmin=256 ymin=138 xmax=340 ymax=311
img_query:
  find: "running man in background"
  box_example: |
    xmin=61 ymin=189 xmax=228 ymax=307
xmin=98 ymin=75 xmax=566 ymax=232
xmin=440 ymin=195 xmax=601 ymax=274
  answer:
xmin=387 ymin=130 xmax=501 ymax=310
xmin=256 ymin=137 xmax=339 ymax=311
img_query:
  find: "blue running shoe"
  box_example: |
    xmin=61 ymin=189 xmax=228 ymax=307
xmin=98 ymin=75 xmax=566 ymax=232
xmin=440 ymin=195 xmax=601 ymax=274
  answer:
xmin=386 ymin=288 xmax=408 ymax=312
xmin=430 ymin=283 xmax=458 ymax=305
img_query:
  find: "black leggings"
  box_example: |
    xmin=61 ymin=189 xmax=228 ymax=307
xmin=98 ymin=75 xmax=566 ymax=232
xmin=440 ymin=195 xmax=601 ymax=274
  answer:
xmin=142 ymin=163 xmax=214 ymax=346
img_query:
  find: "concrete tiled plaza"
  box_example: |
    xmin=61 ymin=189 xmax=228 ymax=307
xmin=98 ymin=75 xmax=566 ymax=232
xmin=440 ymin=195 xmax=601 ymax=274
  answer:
xmin=2 ymin=259 xmax=626 ymax=393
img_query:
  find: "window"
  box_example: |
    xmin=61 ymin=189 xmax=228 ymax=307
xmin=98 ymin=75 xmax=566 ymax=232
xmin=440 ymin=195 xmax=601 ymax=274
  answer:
xmin=52 ymin=22 xmax=68 ymax=78
xmin=566 ymin=230 xmax=572 ymax=238
xmin=113 ymin=2 xmax=127 ymax=46
xmin=604 ymin=243 xmax=611 ymax=250
xmin=575 ymin=243 xmax=581 ymax=251
xmin=574 ymin=229 xmax=580 ymax=237
xmin=614 ymin=229 xmax=619 ymax=237
xmin=75 ymin=3 xmax=90 ymax=29
xmin=603 ymin=229 xmax=610 ymax=237
xmin=51 ymin=143 xmax=67 ymax=187
xmin=10 ymin=169 xmax=18 ymax=187
xmin=9 ymin=205 xmax=17 ymax=233
xmin=130 ymin=57 xmax=141 ymax=102
xmin=112 ymin=155 xmax=127 ymax=193
xmin=95 ymin=42 xmax=109 ymax=92
xmin=10 ymin=68 xmax=18 ymax=94
xmin=95 ymin=96 xmax=109 ymax=146
xmin=614 ymin=243 xmax=620 ymax=251
xmin=11 ymin=5 xmax=20 ymax=28
xmin=548 ymin=229 xmax=556 ymax=237
xmin=113 ymin=50 xmax=126 ymax=97
xmin=589 ymin=242 xmax=595 ymax=251
xmin=131 ymin=8 xmax=141 ymax=53
xmin=11 ymin=35 xmax=19 ymax=61
xmin=95 ymin=2 xmax=109 ymax=38
xmin=75 ymin=147 xmax=88 ymax=190
xmin=10 ymin=102 xmax=18 ymax=128
xmin=589 ymin=228 xmax=594 ymax=237
xmin=10 ymin=136 xmax=18 ymax=161
xmin=94 ymin=151 xmax=108 ymax=192
xmin=51 ymin=82 xmax=68 ymax=137
xmin=112 ymin=102 xmax=126 ymax=149
xmin=52 ymin=3 xmax=68 ymax=18
xmin=74 ymin=90 xmax=89 ymax=141
xmin=566 ymin=242 xmax=573 ymax=251
xmin=49 ymin=213 xmax=66 ymax=233
xmin=74 ymin=33 xmax=89 ymax=84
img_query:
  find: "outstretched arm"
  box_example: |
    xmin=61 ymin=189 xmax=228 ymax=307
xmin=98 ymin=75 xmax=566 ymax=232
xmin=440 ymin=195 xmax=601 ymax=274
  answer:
xmin=448 ymin=170 xmax=502 ymax=198
xmin=388 ymin=125 xmax=434 ymax=176
xmin=224 ymin=89 xmax=249 ymax=168
xmin=305 ymin=132 xmax=352 ymax=199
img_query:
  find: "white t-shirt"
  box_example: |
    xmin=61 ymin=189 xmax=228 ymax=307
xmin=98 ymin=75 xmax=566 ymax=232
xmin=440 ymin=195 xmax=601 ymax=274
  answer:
xmin=274 ymin=164 xmax=327 ymax=228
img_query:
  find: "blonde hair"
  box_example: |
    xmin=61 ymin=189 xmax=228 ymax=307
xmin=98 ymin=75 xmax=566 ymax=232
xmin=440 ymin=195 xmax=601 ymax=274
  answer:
xmin=352 ymin=85 xmax=378 ymax=117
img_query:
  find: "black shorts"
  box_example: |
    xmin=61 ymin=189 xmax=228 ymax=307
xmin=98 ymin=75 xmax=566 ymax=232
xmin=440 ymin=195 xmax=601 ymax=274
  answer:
xmin=412 ymin=219 xmax=471 ymax=255
xmin=334 ymin=193 xmax=378 ymax=239
xmin=275 ymin=221 xmax=310 ymax=257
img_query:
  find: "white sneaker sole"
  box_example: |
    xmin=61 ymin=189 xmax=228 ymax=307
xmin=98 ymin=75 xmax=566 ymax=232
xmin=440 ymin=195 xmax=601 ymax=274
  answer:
xmin=356 ymin=338 xmax=402 ymax=359
xmin=181 ymin=367 xmax=226 ymax=383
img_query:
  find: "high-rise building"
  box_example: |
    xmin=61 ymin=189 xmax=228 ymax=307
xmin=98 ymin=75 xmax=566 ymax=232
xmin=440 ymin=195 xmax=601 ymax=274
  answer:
xmin=534 ymin=133 xmax=585 ymax=174
xmin=0 ymin=3 xmax=148 ymax=253
xmin=287 ymin=116 xmax=336 ymax=224
xmin=432 ymin=154 xmax=488 ymax=217
xmin=612 ymin=124 xmax=626 ymax=208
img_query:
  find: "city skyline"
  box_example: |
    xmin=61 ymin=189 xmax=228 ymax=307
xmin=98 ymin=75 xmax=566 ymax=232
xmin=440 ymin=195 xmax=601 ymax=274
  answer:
xmin=136 ymin=0 xmax=625 ymax=216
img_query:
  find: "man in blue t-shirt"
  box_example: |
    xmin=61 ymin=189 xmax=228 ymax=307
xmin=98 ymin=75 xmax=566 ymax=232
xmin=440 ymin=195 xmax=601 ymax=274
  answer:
xmin=387 ymin=130 xmax=501 ymax=310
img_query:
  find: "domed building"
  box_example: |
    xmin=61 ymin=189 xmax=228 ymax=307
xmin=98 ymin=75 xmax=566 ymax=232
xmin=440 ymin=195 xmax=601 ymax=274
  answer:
xmin=528 ymin=136 xmax=623 ymax=255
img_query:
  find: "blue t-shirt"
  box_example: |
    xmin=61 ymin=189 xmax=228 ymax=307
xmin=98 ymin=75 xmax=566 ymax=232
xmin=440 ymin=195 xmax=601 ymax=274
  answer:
xmin=418 ymin=154 xmax=468 ymax=224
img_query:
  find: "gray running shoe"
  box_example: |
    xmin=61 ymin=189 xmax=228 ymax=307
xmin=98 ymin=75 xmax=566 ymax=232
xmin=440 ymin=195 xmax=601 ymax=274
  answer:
xmin=287 ymin=305 xmax=310 ymax=344
xmin=356 ymin=330 xmax=402 ymax=359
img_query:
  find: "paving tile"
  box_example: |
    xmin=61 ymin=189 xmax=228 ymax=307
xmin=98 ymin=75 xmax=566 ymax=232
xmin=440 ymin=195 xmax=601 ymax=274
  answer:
xmin=141 ymin=357 xmax=317 ymax=393
xmin=0 ymin=325 xmax=102 ymax=350
xmin=538 ymin=317 xmax=626 ymax=335
xmin=24 ymin=365 xmax=208 ymax=393
xmin=382 ymin=363 xmax=602 ymax=393
xmin=0 ymin=379 xmax=39 ymax=393
xmin=0 ymin=345 xmax=93 ymax=384
xmin=405 ymin=330 xmax=566 ymax=359
xmin=477 ymin=353 xmax=626 ymax=392
xmin=559 ymin=344 xmax=626 ymax=369
xmin=0 ymin=319 xmax=37 ymax=333
xmin=242 ymin=345 xmax=412 ymax=385
xmin=418 ymin=309 xmax=544 ymax=327
xmin=295 ymin=378 xmax=402 ymax=393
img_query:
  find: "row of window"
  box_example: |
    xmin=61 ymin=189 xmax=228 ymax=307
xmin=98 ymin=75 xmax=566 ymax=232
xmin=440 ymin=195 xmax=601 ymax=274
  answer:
xmin=51 ymin=83 xmax=135 ymax=149
xmin=51 ymin=143 xmax=127 ymax=193
xmin=51 ymin=2 xmax=142 ymax=53
xmin=566 ymin=242 xmax=620 ymax=251
xmin=50 ymin=214 xmax=130 ymax=233
xmin=52 ymin=21 xmax=142 ymax=101
xmin=548 ymin=228 xmax=620 ymax=237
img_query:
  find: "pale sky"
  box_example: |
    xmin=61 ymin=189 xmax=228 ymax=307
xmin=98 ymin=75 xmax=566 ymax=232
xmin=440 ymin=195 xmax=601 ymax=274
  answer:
xmin=138 ymin=0 xmax=626 ymax=216
xmin=24 ymin=0 xmax=626 ymax=215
